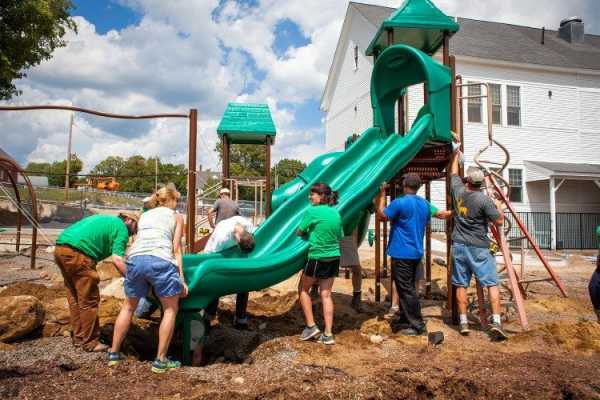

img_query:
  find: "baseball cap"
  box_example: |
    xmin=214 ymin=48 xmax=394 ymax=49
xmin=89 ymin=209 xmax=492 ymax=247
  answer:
xmin=466 ymin=166 xmax=485 ymax=185
xmin=220 ymin=188 xmax=231 ymax=194
xmin=119 ymin=211 xmax=140 ymax=223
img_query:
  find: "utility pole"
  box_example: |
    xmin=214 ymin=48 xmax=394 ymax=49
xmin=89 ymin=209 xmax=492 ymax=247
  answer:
xmin=64 ymin=113 xmax=74 ymax=201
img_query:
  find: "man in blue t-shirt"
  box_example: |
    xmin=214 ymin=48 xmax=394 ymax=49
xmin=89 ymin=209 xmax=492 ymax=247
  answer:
xmin=374 ymin=173 xmax=431 ymax=336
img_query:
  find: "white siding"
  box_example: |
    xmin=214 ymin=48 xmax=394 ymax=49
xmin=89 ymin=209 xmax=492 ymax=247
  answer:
xmin=325 ymin=10 xmax=377 ymax=152
xmin=323 ymin=21 xmax=600 ymax=214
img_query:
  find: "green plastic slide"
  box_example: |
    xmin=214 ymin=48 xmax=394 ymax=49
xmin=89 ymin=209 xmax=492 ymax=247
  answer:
xmin=181 ymin=44 xmax=452 ymax=311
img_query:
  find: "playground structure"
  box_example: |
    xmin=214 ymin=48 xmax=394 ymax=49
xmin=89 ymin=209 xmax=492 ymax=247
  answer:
xmin=0 ymin=0 xmax=572 ymax=365
xmin=0 ymin=104 xmax=199 ymax=263
xmin=0 ymin=155 xmax=39 ymax=269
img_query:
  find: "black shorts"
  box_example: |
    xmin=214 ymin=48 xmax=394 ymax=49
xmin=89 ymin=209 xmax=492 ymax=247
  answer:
xmin=304 ymin=258 xmax=340 ymax=279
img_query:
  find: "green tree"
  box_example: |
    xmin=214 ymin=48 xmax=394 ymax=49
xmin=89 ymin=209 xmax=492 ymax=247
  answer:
xmin=272 ymin=158 xmax=306 ymax=186
xmin=25 ymin=155 xmax=82 ymax=187
xmin=48 ymin=154 xmax=82 ymax=187
xmin=90 ymin=155 xmax=188 ymax=194
xmin=24 ymin=161 xmax=51 ymax=176
xmin=0 ymin=0 xmax=77 ymax=99
xmin=90 ymin=156 xmax=125 ymax=177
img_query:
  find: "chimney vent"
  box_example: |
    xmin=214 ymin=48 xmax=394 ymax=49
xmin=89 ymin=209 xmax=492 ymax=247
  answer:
xmin=559 ymin=17 xmax=584 ymax=44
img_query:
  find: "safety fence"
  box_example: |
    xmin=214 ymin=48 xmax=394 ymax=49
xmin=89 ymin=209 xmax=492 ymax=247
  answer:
xmin=431 ymin=212 xmax=600 ymax=250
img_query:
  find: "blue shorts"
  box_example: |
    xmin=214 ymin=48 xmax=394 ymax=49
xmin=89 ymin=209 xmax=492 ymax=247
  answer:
xmin=452 ymin=242 xmax=498 ymax=288
xmin=124 ymin=255 xmax=183 ymax=299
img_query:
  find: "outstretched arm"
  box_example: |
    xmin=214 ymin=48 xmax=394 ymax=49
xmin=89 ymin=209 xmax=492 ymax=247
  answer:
xmin=374 ymin=184 xmax=389 ymax=221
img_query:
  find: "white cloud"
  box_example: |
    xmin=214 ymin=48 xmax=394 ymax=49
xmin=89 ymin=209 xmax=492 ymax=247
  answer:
xmin=2 ymin=0 xmax=598 ymax=178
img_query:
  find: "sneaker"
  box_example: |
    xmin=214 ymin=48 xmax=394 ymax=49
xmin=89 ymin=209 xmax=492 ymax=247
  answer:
xmin=107 ymin=352 xmax=124 ymax=367
xmin=317 ymin=333 xmax=335 ymax=345
xmin=233 ymin=316 xmax=249 ymax=330
xmin=488 ymin=323 xmax=508 ymax=341
xmin=400 ymin=327 xmax=427 ymax=337
xmin=92 ymin=343 xmax=110 ymax=352
xmin=299 ymin=325 xmax=321 ymax=341
xmin=151 ymin=357 xmax=181 ymax=374
xmin=459 ymin=323 xmax=470 ymax=336
xmin=383 ymin=305 xmax=400 ymax=320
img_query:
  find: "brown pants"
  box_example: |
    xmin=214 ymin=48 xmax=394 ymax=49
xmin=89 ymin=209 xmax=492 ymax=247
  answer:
xmin=54 ymin=245 xmax=100 ymax=351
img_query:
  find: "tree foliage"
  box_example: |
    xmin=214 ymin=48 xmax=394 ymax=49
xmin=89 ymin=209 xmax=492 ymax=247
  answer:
xmin=91 ymin=155 xmax=188 ymax=194
xmin=0 ymin=0 xmax=77 ymax=99
xmin=272 ymin=158 xmax=306 ymax=186
xmin=214 ymin=140 xmax=306 ymax=200
xmin=25 ymin=154 xmax=82 ymax=187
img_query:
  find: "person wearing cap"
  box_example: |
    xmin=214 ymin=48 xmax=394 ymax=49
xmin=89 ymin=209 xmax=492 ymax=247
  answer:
xmin=449 ymin=147 xmax=507 ymax=340
xmin=54 ymin=211 xmax=139 ymax=352
xmin=373 ymin=173 xmax=436 ymax=336
xmin=108 ymin=184 xmax=188 ymax=373
xmin=208 ymin=187 xmax=240 ymax=228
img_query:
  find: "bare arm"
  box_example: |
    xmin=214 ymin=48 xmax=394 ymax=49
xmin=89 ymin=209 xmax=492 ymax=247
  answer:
xmin=450 ymin=148 xmax=461 ymax=176
xmin=493 ymin=199 xmax=505 ymax=226
xmin=207 ymin=208 xmax=216 ymax=228
xmin=434 ymin=210 xmax=453 ymax=220
xmin=173 ymin=213 xmax=188 ymax=297
xmin=374 ymin=184 xmax=388 ymax=221
xmin=112 ymin=255 xmax=126 ymax=276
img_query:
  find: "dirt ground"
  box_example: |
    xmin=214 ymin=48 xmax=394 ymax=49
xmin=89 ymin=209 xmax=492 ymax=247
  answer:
xmin=1 ymin=242 xmax=599 ymax=399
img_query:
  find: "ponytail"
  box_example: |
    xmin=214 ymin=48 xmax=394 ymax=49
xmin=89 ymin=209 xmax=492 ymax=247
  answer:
xmin=310 ymin=183 xmax=338 ymax=206
xmin=147 ymin=184 xmax=180 ymax=209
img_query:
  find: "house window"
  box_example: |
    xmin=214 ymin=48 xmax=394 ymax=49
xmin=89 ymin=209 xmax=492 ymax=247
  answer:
xmin=508 ymin=168 xmax=523 ymax=203
xmin=489 ymin=83 xmax=502 ymax=125
xmin=467 ymin=84 xmax=482 ymax=123
xmin=354 ymin=45 xmax=358 ymax=70
xmin=507 ymin=85 xmax=521 ymax=126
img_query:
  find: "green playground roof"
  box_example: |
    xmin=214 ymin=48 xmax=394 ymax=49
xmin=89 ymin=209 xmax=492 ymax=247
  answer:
xmin=217 ymin=103 xmax=277 ymax=145
xmin=366 ymin=0 xmax=459 ymax=56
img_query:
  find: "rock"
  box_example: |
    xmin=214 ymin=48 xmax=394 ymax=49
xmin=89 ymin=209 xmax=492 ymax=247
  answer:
xmin=39 ymin=271 xmax=49 ymax=279
xmin=370 ymin=334 xmax=385 ymax=344
xmin=360 ymin=317 xmax=392 ymax=336
xmin=100 ymin=278 xmax=125 ymax=299
xmin=258 ymin=322 xmax=267 ymax=330
xmin=232 ymin=377 xmax=245 ymax=385
xmin=433 ymin=257 xmax=447 ymax=267
xmin=42 ymin=322 xmax=63 ymax=337
xmin=62 ymin=330 xmax=71 ymax=338
xmin=97 ymin=261 xmax=122 ymax=281
xmin=0 ymin=342 xmax=16 ymax=351
xmin=45 ymin=298 xmax=70 ymax=323
xmin=0 ymin=295 xmax=45 ymax=342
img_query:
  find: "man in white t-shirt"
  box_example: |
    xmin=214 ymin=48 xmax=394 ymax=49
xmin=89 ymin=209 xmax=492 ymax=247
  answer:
xmin=203 ymin=215 xmax=256 ymax=332
xmin=203 ymin=215 xmax=255 ymax=253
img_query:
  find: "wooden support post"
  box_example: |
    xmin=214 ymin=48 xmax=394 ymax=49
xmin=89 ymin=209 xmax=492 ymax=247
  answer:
xmin=265 ymin=137 xmax=272 ymax=217
xmin=187 ymin=109 xmax=198 ymax=253
xmin=425 ymin=181 xmax=432 ymax=299
xmin=375 ymin=213 xmax=381 ymax=303
xmin=222 ymin=135 xmax=230 ymax=187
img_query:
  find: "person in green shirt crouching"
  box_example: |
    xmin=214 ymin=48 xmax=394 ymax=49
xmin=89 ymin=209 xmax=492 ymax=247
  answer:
xmin=54 ymin=212 xmax=139 ymax=352
xmin=297 ymin=183 xmax=343 ymax=345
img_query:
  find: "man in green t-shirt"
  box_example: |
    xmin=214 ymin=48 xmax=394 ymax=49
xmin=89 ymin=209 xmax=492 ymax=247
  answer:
xmin=589 ymin=225 xmax=600 ymax=322
xmin=54 ymin=212 xmax=138 ymax=352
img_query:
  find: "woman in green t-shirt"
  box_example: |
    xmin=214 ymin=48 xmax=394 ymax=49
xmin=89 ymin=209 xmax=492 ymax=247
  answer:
xmin=297 ymin=183 xmax=343 ymax=345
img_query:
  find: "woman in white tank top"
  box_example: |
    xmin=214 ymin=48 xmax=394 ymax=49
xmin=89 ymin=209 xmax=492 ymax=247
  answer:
xmin=109 ymin=185 xmax=188 ymax=372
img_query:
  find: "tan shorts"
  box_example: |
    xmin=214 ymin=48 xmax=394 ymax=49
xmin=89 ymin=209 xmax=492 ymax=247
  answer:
xmin=339 ymin=236 xmax=360 ymax=267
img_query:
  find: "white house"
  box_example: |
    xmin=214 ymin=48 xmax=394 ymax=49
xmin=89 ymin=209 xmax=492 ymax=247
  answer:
xmin=320 ymin=2 xmax=600 ymax=249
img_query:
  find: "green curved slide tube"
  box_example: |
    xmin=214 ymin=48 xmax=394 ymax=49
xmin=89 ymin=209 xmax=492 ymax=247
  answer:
xmin=181 ymin=44 xmax=452 ymax=311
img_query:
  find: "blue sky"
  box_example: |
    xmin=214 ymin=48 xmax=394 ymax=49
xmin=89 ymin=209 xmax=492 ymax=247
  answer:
xmin=2 ymin=0 xmax=598 ymax=170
